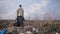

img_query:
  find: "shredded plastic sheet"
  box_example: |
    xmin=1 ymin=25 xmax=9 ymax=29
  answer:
xmin=0 ymin=29 xmax=7 ymax=34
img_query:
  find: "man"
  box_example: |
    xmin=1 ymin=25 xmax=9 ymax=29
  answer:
xmin=15 ymin=5 xmax=24 ymax=27
xmin=17 ymin=5 xmax=24 ymax=17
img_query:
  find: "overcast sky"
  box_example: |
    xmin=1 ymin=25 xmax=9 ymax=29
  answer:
xmin=0 ymin=0 xmax=60 ymax=20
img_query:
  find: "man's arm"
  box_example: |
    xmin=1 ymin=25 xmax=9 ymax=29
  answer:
xmin=22 ymin=8 xmax=24 ymax=17
xmin=17 ymin=9 xmax=19 ymax=16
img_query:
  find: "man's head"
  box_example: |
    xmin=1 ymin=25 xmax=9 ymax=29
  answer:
xmin=19 ymin=5 xmax=22 ymax=7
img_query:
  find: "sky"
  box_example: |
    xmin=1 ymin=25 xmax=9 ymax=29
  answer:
xmin=0 ymin=0 xmax=60 ymax=20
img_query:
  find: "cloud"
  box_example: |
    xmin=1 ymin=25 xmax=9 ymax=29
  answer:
xmin=0 ymin=0 xmax=60 ymax=20
xmin=0 ymin=0 xmax=48 ymax=20
xmin=24 ymin=0 xmax=48 ymax=19
xmin=0 ymin=0 xmax=18 ymax=19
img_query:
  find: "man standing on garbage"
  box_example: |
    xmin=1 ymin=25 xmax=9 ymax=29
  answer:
xmin=16 ymin=5 xmax=24 ymax=27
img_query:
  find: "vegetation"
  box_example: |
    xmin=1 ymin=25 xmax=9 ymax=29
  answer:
xmin=41 ymin=22 xmax=59 ymax=34
xmin=0 ymin=20 xmax=60 ymax=34
xmin=0 ymin=21 xmax=10 ymax=30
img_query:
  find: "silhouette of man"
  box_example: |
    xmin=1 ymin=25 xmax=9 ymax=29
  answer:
xmin=16 ymin=5 xmax=24 ymax=27
xmin=17 ymin=5 xmax=24 ymax=17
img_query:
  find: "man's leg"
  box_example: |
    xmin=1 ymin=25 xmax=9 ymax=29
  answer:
xmin=21 ymin=16 xmax=25 ymax=27
xmin=16 ymin=16 xmax=21 ymax=26
xmin=19 ymin=16 xmax=24 ymax=27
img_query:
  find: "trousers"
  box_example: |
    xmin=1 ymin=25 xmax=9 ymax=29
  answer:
xmin=16 ymin=16 xmax=24 ymax=26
